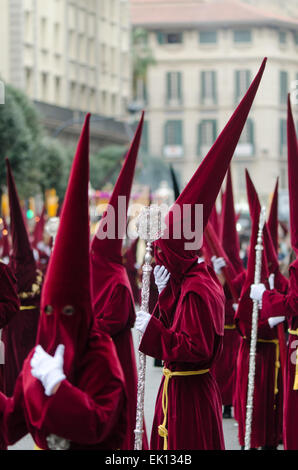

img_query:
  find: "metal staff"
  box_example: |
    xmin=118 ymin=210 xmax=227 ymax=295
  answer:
xmin=244 ymin=206 xmax=266 ymax=450
xmin=134 ymin=205 xmax=163 ymax=450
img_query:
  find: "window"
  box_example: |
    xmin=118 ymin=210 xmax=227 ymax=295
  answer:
xmin=199 ymin=31 xmax=217 ymax=44
xmin=235 ymin=70 xmax=251 ymax=103
xmin=279 ymin=31 xmax=287 ymax=44
xmin=197 ymin=120 xmax=217 ymax=156
xmin=280 ymin=119 xmax=287 ymax=156
xmin=157 ymin=31 xmax=183 ymax=44
xmin=166 ymin=71 xmax=183 ymax=106
xmin=200 ymin=71 xmax=217 ymax=105
xmin=135 ymin=78 xmax=148 ymax=105
xmin=234 ymin=30 xmax=252 ymax=43
xmin=235 ymin=119 xmax=255 ymax=157
xmin=164 ymin=120 xmax=183 ymax=158
xmin=294 ymin=31 xmax=298 ymax=45
xmin=280 ymin=71 xmax=288 ymax=105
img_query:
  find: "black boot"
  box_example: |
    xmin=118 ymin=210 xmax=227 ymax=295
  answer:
xmin=223 ymin=405 xmax=232 ymax=419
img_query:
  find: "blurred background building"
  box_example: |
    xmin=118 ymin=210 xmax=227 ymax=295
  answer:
xmin=131 ymin=0 xmax=298 ymax=218
xmin=0 ymin=0 xmax=132 ymax=149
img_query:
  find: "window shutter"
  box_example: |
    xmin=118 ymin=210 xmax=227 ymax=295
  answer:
xmin=201 ymin=71 xmax=206 ymax=103
xmin=157 ymin=31 xmax=165 ymax=44
xmin=235 ymin=71 xmax=240 ymax=103
xmin=212 ymin=71 xmax=217 ymax=104
xmin=177 ymin=72 xmax=182 ymax=103
xmin=166 ymin=72 xmax=171 ymax=103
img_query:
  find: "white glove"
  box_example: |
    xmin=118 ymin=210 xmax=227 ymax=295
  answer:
xmin=154 ymin=265 xmax=170 ymax=294
xmin=269 ymin=273 xmax=275 ymax=290
xmin=135 ymin=310 xmax=151 ymax=335
xmin=232 ymin=303 xmax=239 ymax=312
xmin=211 ymin=256 xmax=226 ymax=275
xmin=30 ymin=345 xmax=66 ymax=396
xmin=250 ymin=283 xmax=266 ymax=302
xmin=268 ymin=316 xmax=285 ymax=329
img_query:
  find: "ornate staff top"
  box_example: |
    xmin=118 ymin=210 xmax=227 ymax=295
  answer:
xmin=136 ymin=205 xmax=165 ymax=243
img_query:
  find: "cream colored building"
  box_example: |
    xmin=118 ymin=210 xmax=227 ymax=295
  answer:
xmin=131 ymin=0 xmax=298 ymax=211
xmin=0 ymin=0 xmax=131 ymax=116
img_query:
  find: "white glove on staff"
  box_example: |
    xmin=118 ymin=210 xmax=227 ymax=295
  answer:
xmin=30 ymin=345 xmax=66 ymax=396
xmin=268 ymin=273 xmax=275 ymax=290
xmin=154 ymin=266 xmax=171 ymax=294
xmin=211 ymin=256 xmax=226 ymax=275
xmin=268 ymin=316 xmax=285 ymax=329
xmin=136 ymin=310 xmax=151 ymax=335
xmin=232 ymin=303 xmax=239 ymax=312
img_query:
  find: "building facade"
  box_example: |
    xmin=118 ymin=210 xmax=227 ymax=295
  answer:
xmin=131 ymin=0 xmax=298 ymax=210
xmin=0 ymin=0 xmax=132 ymax=147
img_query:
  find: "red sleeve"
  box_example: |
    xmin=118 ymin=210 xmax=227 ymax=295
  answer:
xmin=41 ymin=377 xmax=126 ymax=445
xmin=0 ymin=373 xmax=28 ymax=448
xmin=231 ymin=271 xmax=246 ymax=297
xmin=139 ymin=292 xmax=217 ymax=364
xmin=0 ymin=264 xmax=20 ymax=329
xmin=95 ymin=285 xmax=134 ymax=337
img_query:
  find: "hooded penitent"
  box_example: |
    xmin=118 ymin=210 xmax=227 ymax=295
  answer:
xmin=32 ymin=206 xmax=46 ymax=250
xmin=0 ymin=215 xmax=10 ymax=260
xmin=267 ymin=179 xmax=279 ymax=255
xmin=90 ymin=112 xmax=148 ymax=450
xmin=221 ymin=167 xmax=244 ymax=275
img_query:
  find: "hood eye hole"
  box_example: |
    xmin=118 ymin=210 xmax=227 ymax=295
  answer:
xmin=44 ymin=305 xmax=53 ymax=315
xmin=62 ymin=305 xmax=75 ymax=316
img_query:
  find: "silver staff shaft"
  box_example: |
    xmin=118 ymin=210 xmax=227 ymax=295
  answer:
xmin=244 ymin=206 xmax=266 ymax=450
xmin=134 ymin=206 xmax=163 ymax=450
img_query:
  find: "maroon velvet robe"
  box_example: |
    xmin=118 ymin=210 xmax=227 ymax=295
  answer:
xmin=0 ymin=329 xmax=127 ymax=450
xmin=140 ymin=262 xmax=225 ymax=450
xmin=0 ymin=263 xmax=21 ymax=394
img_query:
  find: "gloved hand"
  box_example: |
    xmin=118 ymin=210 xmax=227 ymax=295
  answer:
xmin=211 ymin=256 xmax=226 ymax=275
xmin=232 ymin=303 xmax=239 ymax=312
xmin=268 ymin=316 xmax=285 ymax=329
xmin=250 ymin=283 xmax=266 ymax=301
xmin=136 ymin=310 xmax=151 ymax=335
xmin=268 ymin=273 xmax=275 ymax=290
xmin=154 ymin=265 xmax=170 ymax=294
xmin=30 ymin=345 xmax=66 ymax=396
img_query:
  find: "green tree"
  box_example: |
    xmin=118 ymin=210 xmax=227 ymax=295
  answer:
xmin=132 ymin=28 xmax=155 ymax=100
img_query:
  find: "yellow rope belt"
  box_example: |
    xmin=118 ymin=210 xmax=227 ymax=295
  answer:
xmin=34 ymin=444 xmax=43 ymax=450
xmin=224 ymin=324 xmax=236 ymax=330
xmin=288 ymin=328 xmax=298 ymax=390
xmin=158 ymin=367 xmax=209 ymax=450
xmin=257 ymin=339 xmax=280 ymax=395
xmin=20 ymin=306 xmax=36 ymax=311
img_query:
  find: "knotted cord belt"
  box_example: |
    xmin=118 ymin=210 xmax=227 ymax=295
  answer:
xmin=288 ymin=328 xmax=298 ymax=390
xmin=224 ymin=324 xmax=236 ymax=330
xmin=158 ymin=367 xmax=209 ymax=450
xmin=20 ymin=306 xmax=36 ymax=311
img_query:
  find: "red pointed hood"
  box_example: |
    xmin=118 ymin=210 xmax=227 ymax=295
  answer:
xmin=287 ymin=95 xmax=298 ymax=254
xmin=32 ymin=206 xmax=46 ymax=249
xmin=36 ymin=113 xmax=92 ymax=377
xmin=155 ymin=58 xmax=267 ymax=280
xmin=91 ymin=112 xmax=144 ymax=265
xmin=267 ymin=178 xmax=279 ymax=254
xmin=6 ymin=159 xmax=37 ymax=292
xmin=221 ymin=167 xmax=244 ymax=274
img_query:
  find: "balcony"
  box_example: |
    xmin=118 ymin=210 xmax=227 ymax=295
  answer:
xmin=235 ymin=143 xmax=254 ymax=158
xmin=163 ymin=145 xmax=184 ymax=158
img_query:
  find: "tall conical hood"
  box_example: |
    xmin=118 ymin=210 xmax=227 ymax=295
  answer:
xmin=169 ymin=164 xmax=181 ymax=201
xmin=6 ymin=159 xmax=36 ymax=292
xmin=221 ymin=167 xmax=244 ymax=274
xmin=267 ymin=178 xmax=279 ymax=254
xmin=91 ymin=112 xmax=144 ymax=264
xmin=155 ymin=58 xmax=267 ymax=280
xmin=287 ymin=95 xmax=298 ymax=254
xmin=36 ymin=113 xmax=91 ymax=377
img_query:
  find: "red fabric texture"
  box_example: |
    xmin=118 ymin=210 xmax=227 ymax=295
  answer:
xmin=32 ymin=207 xmax=46 ymax=250
xmin=123 ymin=238 xmax=141 ymax=304
xmin=90 ymin=113 xmax=148 ymax=449
xmin=287 ymin=95 xmax=298 ymax=254
xmin=0 ymin=216 xmax=10 ymax=259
